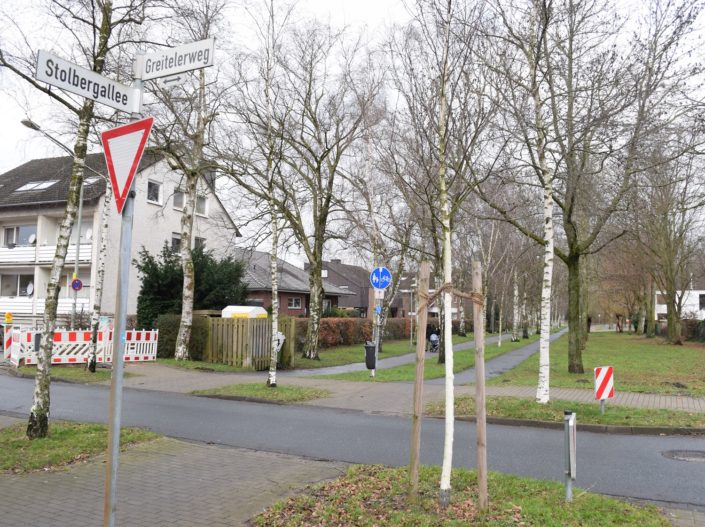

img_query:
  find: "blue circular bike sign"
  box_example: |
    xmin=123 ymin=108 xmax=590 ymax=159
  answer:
xmin=370 ymin=266 xmax=392 ymax=290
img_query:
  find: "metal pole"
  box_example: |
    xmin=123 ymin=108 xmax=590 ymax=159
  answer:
xmin=103 ymin=58 xmax=143 ymax=527
xmin=564 ymin=411 xmax=573 ymax=502
xmin=102 ymin=187 xmax=135 ymax=527
xmin=70 ymin=181 xmax=84 ymax=329
xmin=600 ymin=399 xmax=605 ymax=415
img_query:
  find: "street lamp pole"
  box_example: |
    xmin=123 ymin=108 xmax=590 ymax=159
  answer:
xmin=21 ymin=119 xmax=92 ymax=329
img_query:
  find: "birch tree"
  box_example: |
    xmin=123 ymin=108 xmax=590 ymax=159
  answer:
xmin=476 ymin=0 xmax=703 ymax=374
xmin=147 ymin=0 xmax=228 ymax=361
xmin=222 ymin=21 xmax=382 ymax=359
xmin=0 ymin=0 xmax=155 ymax=438
xmin=88 ymin=184 xmax=112 ymax=371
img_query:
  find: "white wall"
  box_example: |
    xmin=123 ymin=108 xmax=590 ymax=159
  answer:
xmin=655 ymin=290 xmax=705 ymax=321
xmin=99 ymin=160 xmax=238 ymax=317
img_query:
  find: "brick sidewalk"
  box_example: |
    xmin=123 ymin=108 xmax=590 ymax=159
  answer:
xmin=0 ymin=433 xmax=346 ymax=527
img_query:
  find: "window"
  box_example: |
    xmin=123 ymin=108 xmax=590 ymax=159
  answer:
xmin=147 ymin=181 xmax=162 ymax=204
xmin=288 ymin=297 xmax=302 ymax=309
xmin=171 ymin=232 xmax=182 ymax=253
xmin=4 ymin=225 xmax=37 ymax=247
xmin=194 ymin=237 xmax=206 ymax=250
xmin=195 ymin=195 xmax=207 ymax=216
xmin=174 ymin=190 xmax=206 ymax=215
xmin=700 ymin=294 xmax=705 ymax=310
xmin=1 ymin=274 xmax=34 ymax=296
xmin=173 ymin=189 xmax=184 ymax=209
xmin=15 ymin=180 xmax=58 ymax=192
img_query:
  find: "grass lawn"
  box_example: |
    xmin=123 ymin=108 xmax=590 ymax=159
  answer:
xmin=489 ymin=332 xmax=705 ymax=396
xmin=1 ymin=421 xmax=158 ymax=474
xmin=159 ymin=358 xmax=254 ymax=373
xmin=254 ymin=465 xmax=668 ymax=526
xmin=294 ymin=338 xmax=421 ymax=370
xmin=193 ymin=383 xmax=330 ymax=402
xmin=17 ymin=365 xmax=131 ymax=384
xmin=427 ymin=395 xmax=705 ymax=429
xmin=319 ymin=334 xmax=540 ymax=382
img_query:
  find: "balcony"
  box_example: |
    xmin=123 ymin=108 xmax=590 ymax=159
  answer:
xmin=38 ymin=244 xmax=92 ymax=263
xmin=0 ymin=297 xmax=90 ymax=316
xmin=0 ymin=244 xmax=92 ymax=265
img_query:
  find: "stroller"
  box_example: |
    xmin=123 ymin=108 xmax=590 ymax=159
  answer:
xmin=429 ymin=332 xmax=440 ymax=353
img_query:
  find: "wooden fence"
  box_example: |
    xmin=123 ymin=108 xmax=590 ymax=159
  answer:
xmin=205 ymin=317 xmax=296 ymax=370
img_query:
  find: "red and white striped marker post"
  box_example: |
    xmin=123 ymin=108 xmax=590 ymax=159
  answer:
xmin=594 ymin=366 xmax=614 ymax=415
xmin=3 ymin=312 xmax=13 ymax=361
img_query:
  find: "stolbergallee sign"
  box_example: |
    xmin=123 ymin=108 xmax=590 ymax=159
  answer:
xmin=137 ymin=38 xmax=215 ymax=81
xmin=35 ymin=50 xmax=141 ymax=113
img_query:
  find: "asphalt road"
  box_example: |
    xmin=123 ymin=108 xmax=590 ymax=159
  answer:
xmin=1 ymin=374 xmax=704 ymax=510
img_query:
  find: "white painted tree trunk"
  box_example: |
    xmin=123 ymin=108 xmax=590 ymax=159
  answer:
xmin=536 ymin=179 xmax=554 ymax=404
xmin=28 ymin=108 xmax=94 ymax=438
xmin=89 ymin=186 xmax=112 ymax=368
xmin=437 ymin=0 xmax=454 ymax=508
xmin=267 ymin=202 xmax=279 ymax=386
xmin=175 ymin=70 xmax=208 ymax=361
xmin=497 ymin=303 xmax=503 ymax=347
xmin=512 ymin=271 xmax=519 ymax=342
xmin=174 ymin=170 xmax=197 ymax=361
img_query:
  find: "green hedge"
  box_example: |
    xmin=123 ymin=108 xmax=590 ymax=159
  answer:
xmin=293 ymin=317 xmax=411 ymax=354
xmin=155 ymin=314 xmax=209 ymax=360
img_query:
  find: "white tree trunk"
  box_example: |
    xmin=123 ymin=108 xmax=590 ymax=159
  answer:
xmin=512 ymin=272 xmax=519 ymax=342
xmin=88 ymin=186 xmax=112 ymax=368
xmin=174 ymin=170 xmax=197 ymax=360
xmin=536 ymin=179 xmax=554 ymax=403
xmin=175 ymin=70 xmax=208 ymax=361
xmin=28 ymin=110 xmax=93 ymax=438
xmin=267 ymin=203 xmax=279 ymax=386
xmin=437 ymin=0 xmax=454 ymax=508
xmin=497 ymin=303 xmax=503 ymax=347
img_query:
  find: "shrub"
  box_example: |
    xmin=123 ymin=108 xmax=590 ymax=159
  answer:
xmin=293 ymin=317 xmax=413 ymax=354
xmin=155 ymin=313 xmax=209 ymax=360
xmin=135 ymin=244 xmax=247 ymax=328
xmin=322 ymin=306 xmax=350 ymax=318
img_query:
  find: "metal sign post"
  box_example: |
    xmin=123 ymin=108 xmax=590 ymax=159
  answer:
xmin=369 ymin=267 xmax=392 ymax=378
xmin=102 ymin=68 xmax=148 ymax=527
xmin=564 ymin=411 xmax=577 ymax=502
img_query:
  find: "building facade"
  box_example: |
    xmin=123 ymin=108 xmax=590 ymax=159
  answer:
xmin=0 ymin=152 xmax=238 ymax=325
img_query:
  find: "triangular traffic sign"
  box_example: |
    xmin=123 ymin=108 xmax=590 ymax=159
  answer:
xmin=100 ymin=117 xmax=154 ymax=214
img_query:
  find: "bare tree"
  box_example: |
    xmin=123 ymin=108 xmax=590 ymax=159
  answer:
xmin=1 ymin=0 xmax=156 ymax=438
xmin=145 ymin=0 xmax=229 ymax=361
xmin=221 ymin=21 xmax=382 ymax=359
xmin=476 ymin=0 xmax=704 ymax=373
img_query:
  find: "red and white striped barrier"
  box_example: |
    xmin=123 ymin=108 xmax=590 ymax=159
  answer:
xmin=9 ymin=329 xmax=158 ymax=367
xmin=3 ymin=323 xmax=13 ymax=360
xmin=594 ymin=366 xmax=614 ymax=400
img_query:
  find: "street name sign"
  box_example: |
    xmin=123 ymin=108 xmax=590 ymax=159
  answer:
xmin=100 ymin=117 xmax=154 ymax=214
xmin=137 ymin=38 xmax=215 ymax=81
xmin=370 ymin=266 xmax=392 ymax=289
xmin=36 ymin=50 xmax=141 ymax=113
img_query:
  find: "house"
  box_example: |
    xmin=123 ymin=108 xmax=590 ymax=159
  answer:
xmin=235 ymin=250 xmax=352 ymax=317
xmin=309 ymin=259 xmax=405 ymax=318
xmin=0 ymin=151 xmax=238 ymax=325
xmin=655 ymin=289 xmax=705 ymax=321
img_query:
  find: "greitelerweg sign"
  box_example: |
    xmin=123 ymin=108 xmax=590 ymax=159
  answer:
xmin=35 ymin=50 xmax=141 ymax=113
xmin=136 ymin=38 xmax=215 ymax=81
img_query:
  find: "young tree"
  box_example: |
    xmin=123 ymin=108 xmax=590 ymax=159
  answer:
xmin=147 ymin=0 xmax=229 ymax=361
xmin=222 ymin=21 xmax=382 ymax=359
xmin=0 ymin=0 xmax=155 ymax=438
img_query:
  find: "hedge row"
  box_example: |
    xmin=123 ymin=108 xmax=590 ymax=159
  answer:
xmin=292 ymin=317 xmax=412 ymax=354
xmin=155 ymin=314 xmax=209 ymax=360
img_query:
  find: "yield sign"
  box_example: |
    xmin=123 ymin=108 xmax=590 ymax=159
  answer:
xmin=101 ymin=117 xmax=154 ymax=214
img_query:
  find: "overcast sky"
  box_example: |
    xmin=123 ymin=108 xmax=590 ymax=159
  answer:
xmin=0 ymin=0 xmax=408 ymax=173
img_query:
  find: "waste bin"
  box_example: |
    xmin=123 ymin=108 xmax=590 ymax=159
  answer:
xmin=364 ymin=341 xmax=376 ymax=370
